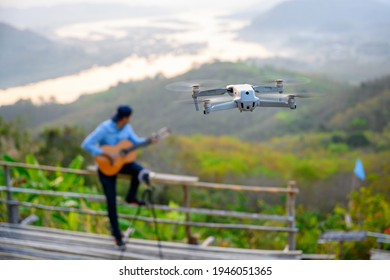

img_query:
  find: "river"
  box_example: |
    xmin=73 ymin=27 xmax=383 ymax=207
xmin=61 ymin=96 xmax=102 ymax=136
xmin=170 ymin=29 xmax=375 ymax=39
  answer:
xmin=0 ymin=12 xmax=278 ymax=106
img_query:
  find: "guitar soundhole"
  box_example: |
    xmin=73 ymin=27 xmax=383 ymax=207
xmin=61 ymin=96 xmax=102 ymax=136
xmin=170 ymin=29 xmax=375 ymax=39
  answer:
xmin=119 ymin=150 xmax=127 ymax=156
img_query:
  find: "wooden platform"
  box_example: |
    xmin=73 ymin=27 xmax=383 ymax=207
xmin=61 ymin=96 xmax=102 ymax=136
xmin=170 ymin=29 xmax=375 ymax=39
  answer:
xmin=0 ymin=223 xmax=302 ymax=260
xmin=370 ymin=249 xmax=390 ymax=260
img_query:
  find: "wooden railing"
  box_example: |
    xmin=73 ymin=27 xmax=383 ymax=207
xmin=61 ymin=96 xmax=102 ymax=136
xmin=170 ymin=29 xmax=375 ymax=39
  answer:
xmin=0 ymin=161 xmax=299 ymax=250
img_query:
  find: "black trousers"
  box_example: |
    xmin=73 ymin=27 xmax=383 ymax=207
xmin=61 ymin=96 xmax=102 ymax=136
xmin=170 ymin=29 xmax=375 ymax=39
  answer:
xmin=98 ymin=162 xmax=143 ymax=239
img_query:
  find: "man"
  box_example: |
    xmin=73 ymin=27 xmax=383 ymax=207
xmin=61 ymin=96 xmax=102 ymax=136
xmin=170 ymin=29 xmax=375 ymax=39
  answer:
xmin=82 ymin=105 xmax=157 ymax=249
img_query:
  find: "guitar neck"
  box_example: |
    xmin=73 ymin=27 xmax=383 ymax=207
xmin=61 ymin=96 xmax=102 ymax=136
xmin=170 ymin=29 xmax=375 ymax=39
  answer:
xmin=121 ymin=127 xmax=170 ymax=155
xmin=123 ymin=138 xmax=152 ymax=154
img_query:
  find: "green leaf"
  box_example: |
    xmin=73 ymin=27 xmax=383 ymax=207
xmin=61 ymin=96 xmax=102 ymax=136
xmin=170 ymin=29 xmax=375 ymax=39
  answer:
xmin=60 ymin=155 xmax=85 ymax=191
xmin=2 ymin=154 xmax=29 ymax=178
xmin=25 ymin=154 xmax=48 ymax=187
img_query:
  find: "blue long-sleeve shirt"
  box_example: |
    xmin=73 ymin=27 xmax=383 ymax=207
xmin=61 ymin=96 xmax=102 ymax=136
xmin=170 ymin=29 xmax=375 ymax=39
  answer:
xmin=81 ymin=120 xmax=145 ymax=157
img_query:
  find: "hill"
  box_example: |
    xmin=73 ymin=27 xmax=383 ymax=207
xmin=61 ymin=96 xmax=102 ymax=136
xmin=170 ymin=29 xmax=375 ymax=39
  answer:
xmin=241 ymin=0 xmax=390 ymax=82
xmin=0 ymin=22 xmax=95 ymax=88
xmin=0 ymin=62 xmax=344 ymax=138
xmin=1 ymin=61 xmax=389 ymax=141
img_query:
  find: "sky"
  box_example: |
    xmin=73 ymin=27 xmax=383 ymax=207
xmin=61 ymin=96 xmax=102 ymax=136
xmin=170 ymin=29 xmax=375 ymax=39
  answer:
xmin=2 ymin=0 xmax=390 ymax=9
xmin=0 ymin=0 xmax=285 ymax=10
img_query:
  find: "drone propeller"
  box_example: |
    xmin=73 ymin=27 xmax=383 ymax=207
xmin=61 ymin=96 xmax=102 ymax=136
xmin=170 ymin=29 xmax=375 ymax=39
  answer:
xmin=176 ymin=96 xmax=232 ymax=105
xmin=197 ymin=88 xmax=227 ymax=96
xmin=256 ymin=75 xmax=311 ymax=86
xmin=257 ymin=93 xmax=316 ymax=99
xmin=165 ymin=79 xmax=225 ymax=92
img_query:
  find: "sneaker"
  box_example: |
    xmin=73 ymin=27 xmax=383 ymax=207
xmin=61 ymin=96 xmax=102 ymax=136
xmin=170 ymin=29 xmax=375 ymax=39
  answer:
xmin=115 ymin=237 xmax=126 ymax=251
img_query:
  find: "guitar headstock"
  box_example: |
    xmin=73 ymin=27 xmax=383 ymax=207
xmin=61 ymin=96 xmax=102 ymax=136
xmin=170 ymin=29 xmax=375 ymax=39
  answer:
xmin=155 ymin=127 xmax=171 ymax=140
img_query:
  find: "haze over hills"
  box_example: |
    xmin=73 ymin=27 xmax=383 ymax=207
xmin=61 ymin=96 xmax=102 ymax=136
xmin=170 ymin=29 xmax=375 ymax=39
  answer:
xmin=0 ymin=20 xmax=201 ymax=89
xmin=1 ymin=0 xmax=390 ymax=94
xmin=242 ymin=0 xmax=390 ymax=82
xmin=0 ymin=3 xmax=172 ymax=32
xmin=1 ymin=0 xmax=390 ymax=109
xmin=0 ymin=22 xmax=98 ymax=88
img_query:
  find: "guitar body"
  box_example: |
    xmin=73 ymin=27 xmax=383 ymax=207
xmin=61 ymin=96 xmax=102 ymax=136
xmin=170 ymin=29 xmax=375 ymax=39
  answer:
xmin=95 ymin=140 xmax=137 ymax=176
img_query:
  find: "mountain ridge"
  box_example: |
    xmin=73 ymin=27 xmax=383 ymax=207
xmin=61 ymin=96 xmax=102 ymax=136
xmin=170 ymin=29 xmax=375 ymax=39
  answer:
xmin=0 ymin=22 xmax=95 ymax=88
xmin=1 ymin=61 xmax=388 ymax=141
xmin=241 ymin=0 xmax=390 ymax=82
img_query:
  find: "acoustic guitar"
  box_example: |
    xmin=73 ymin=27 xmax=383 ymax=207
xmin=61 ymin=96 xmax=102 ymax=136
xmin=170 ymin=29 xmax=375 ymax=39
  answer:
xmin=95 ymin=127 xmax=170 ymax=176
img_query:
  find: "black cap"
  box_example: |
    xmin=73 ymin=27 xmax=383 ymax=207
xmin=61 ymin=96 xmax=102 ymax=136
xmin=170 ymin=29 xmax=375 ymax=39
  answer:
xmin=112 ymin=105 xmax=132 ymax=122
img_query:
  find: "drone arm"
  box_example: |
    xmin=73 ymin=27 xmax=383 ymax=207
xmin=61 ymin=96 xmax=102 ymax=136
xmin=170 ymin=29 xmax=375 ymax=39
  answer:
xmin=204 ymin=101 xmax=237 ymax=114
xmin=257 ymin=99 xmax=296 ymax=109
xmin=253 ymin=85 xmax=283 ymax=93
xmin=195 ymin=88 xmax=227 ymax=97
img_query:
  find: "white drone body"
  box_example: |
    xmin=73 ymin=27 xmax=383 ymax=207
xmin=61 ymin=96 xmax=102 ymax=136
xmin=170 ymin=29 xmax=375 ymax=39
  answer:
xmin=192 ymin=80 xmax=297 ymax=115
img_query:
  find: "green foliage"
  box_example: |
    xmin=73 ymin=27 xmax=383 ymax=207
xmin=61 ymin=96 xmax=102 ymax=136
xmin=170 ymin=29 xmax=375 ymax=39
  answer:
xmin=0 ymin=117 xmax=32 ymax=159
xmin=330 ymin=86 xmax=390 ymax=133
xmin=346 ymin=133 xmax=370 ymax=148
xmin=1 ymin=70 xmax=389 ymax=258
xmin=327 ymin=143 xmax=349 ymax=153
xmin=36 ymin=126 xmax=87 ymax=166
xmin=349 ymin=117 xmax=368 ymax=131
xmin=349 ymin=187 xmax=390 ymax=232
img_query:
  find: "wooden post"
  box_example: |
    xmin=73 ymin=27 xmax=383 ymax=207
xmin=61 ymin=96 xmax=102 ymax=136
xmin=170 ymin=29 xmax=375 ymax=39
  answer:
xmin=339 ymin=241 xmax=344 ymax=259
xmin=183 ymin=185 xmax=196 ymax=244
xmin=287 ymin=180 xmax=296 ymax=251
xmin=4 ymin=166 xmax=19 ymax=224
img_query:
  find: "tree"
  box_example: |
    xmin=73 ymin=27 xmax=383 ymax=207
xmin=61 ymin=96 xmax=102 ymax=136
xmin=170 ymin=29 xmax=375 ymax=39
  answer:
xmin=36 ymin=126 xmax=87 ymax=166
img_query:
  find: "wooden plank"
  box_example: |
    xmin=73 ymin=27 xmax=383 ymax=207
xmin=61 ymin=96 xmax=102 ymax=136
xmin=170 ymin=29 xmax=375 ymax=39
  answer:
xmin=0 ymin=161 xmax=94 ymax=176
xmin=287 ymin=181 xmax=296 ymax=250
xmin=1 ymin=222 xmax=298 ymax=255
xmin=151 ymin=172 xmax=199 ymax=184
xmin=1 ymin=223 xmax=289 ymax=257
xmin=0 ymin=228 xmax=280 ymax=260
xmin=0 ymin=187 xmax=292 ymax=222
xmin=88 ymin=165 xmax=199 ymax=183
xmin=0 ymin=243 xmax=103 ymax=260
xmin=0 ymin=223 xmax=301 ymax=259
xmin=370 ymin=249 xmax=390 ymax=260
xmin=0 ymin=232 xmax=258 ymax=260
xmin=0 ymin=252 xmax=39 ymax=260
xmin=0 ymin=237 xmax=154 ymax=260
xmin=0 ymin=161 xmax=296 ymax=194
xmin=8 ymin=191 xmax=288 ymax=222
xmin=201 ymin=236 xmax=215 ymax=247
xmin=319 ymin=231 xmax=367 ymax=242
xmin=0 ymin=186 xmax=104 ymax=202
xmin=183 ymin=181 xmax=299 ymax=194
xmin=0 ymin=201 xmax=296 ymax=232
xmin=149 ymin=204 xmax=292 ymax=222
xmin=0 ymin=161 xmax=199 ymax=184
xmin=301 ymin=254 xmax=335 ymax=260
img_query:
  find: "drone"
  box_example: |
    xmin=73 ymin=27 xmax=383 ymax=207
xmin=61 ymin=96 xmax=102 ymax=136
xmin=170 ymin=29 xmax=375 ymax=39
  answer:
xmin=167 ymin=79 xmax=310 ymax=115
